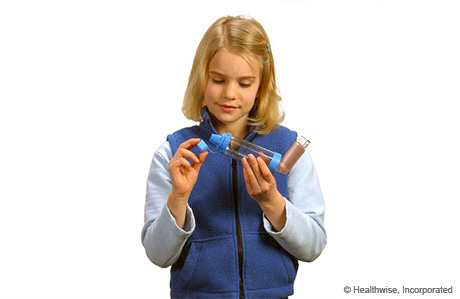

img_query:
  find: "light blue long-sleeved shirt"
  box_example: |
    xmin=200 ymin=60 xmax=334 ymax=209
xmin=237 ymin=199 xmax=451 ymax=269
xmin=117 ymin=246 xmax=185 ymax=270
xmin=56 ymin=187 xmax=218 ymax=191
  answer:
xmin=142 ymin=141 xmax=327 ymax=268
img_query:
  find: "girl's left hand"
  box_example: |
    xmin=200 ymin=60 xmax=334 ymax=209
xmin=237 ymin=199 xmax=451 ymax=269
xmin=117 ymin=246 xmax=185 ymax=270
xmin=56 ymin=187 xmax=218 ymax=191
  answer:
xmin=242 ymin=154 xmax=287 ymax=232
xmin=242 ymin=154 xmax=281 ymax=203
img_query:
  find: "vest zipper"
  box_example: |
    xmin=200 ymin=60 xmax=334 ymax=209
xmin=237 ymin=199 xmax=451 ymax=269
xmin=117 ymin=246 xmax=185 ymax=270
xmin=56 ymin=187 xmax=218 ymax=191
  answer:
xmin=232 ymin=159 xmax=245 ymax=299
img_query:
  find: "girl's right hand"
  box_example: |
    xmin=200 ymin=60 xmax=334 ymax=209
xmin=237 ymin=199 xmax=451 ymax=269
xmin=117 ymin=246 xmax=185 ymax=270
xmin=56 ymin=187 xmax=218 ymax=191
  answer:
xmin=168 ymin=138 xmax=208 ymax=203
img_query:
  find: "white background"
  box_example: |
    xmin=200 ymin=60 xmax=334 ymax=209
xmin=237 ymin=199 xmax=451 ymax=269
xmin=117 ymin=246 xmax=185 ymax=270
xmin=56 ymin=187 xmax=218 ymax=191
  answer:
xmin=1 ymin=0 xmax=459 ymax=298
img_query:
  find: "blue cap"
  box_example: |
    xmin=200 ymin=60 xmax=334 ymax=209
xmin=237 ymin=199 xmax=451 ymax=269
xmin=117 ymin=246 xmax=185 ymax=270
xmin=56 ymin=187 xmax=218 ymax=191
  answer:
xmin=196 ymin=140 xmax=209 ymax=153
xmin=209 ymin=133 xmax=232 ymax=153
xmin=268 ymin=152 xmax=282 ymax=173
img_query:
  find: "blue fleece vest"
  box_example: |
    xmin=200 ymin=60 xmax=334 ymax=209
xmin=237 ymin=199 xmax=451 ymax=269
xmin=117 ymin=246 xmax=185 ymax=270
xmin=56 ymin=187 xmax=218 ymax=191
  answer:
xmin=167 ymin=109 xmax=298 ymax=298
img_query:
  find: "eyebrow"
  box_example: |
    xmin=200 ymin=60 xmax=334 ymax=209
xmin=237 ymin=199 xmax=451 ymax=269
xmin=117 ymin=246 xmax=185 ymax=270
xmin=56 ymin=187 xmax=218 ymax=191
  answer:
xmin=209 ymin=71 xmax=257 ymax=80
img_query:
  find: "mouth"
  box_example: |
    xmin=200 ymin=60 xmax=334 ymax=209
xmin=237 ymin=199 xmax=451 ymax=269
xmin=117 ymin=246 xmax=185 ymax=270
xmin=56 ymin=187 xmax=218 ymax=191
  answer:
xmin=219 ymin=104 xmax=237 ymax=112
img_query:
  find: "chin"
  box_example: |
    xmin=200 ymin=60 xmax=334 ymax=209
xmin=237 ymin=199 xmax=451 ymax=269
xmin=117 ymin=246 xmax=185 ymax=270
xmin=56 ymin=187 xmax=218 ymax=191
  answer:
xmin=209 ymin=112 xmax=233 ymax=125
xmin=215 ymin=114 xmax=235 ymax=124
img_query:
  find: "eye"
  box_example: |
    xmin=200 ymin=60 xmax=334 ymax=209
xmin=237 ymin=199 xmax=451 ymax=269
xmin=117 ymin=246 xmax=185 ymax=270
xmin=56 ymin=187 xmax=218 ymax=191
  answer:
xmin=240 ymin=83 xmax=251 ymax=88
xmin=213 ymin=79 xmax=225 ymax=84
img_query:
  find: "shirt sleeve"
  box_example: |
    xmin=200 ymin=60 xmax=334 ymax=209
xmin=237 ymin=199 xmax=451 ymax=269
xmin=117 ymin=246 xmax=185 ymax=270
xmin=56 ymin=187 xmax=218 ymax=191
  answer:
xmin=141 ymin=141 xmax=195 ymax=268
xmin=263 ymin=149 xmax=327 ymax=262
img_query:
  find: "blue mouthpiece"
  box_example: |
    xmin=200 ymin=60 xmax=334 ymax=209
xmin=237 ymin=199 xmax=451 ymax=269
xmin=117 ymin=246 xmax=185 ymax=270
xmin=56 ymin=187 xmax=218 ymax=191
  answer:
xmin=209 ymin=133 xmax=232 ymax=153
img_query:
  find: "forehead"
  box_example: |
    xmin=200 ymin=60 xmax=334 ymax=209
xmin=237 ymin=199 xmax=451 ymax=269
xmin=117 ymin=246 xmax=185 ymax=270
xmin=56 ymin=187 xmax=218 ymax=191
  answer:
xmin=208 ymin=49 xmax=260 ymax=78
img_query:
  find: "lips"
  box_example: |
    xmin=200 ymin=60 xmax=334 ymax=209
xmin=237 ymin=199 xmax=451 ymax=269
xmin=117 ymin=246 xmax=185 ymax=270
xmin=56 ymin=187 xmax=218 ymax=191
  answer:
xmin=219 ymin=104 xmax=237 ymax=112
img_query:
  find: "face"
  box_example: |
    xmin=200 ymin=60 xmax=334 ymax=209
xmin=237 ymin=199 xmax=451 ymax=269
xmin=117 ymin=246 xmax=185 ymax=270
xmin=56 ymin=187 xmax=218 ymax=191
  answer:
xmin=204 ymin=49 xmax=261 ymax=135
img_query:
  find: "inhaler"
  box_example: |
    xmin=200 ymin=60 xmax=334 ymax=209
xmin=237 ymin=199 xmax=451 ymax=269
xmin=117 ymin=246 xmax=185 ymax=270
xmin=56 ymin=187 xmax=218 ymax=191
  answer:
xmin=196 ymin=133 xmax=310 ymax=174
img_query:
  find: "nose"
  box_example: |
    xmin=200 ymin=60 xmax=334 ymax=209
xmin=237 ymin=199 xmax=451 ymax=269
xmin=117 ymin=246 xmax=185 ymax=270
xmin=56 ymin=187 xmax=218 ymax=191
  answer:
xmin=223 ymin=82 xmax=237 ymax=100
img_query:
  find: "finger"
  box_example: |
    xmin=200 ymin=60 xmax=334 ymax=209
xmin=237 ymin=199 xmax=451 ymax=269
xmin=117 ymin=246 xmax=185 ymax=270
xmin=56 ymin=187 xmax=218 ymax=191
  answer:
xmin=178 ymin=138 xmax=202 ymax=150
xmin=242 ymin=157 xmax=260 ymax=191
xmin=181 ymin=157 xmax=194 ymax=170
xmin=197 ymin=150 xmax=208 ymax=162
xmin=258 ymin=151 xmax=270 ymax=165
xmin=170 ymin=157 xmax=193 ymax=172
xmin=257 ymin=156 xmax=274 ymax=182
xmin=248 ymin=154 xmax=262 ymax=183
xmin=177 ymin=148 xmax=200 ymax=163
xmin=242 ymin=158 xmax=253 ymax=188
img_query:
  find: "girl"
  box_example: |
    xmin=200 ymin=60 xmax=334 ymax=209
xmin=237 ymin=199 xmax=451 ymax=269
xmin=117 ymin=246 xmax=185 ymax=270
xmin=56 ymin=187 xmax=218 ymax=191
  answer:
xmin=142 ymin=15 xmax=326 ymax=298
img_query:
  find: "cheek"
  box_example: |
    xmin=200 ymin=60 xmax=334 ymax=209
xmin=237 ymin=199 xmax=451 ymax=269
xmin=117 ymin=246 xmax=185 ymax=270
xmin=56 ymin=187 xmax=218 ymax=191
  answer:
xmin=241 ymin=87 xmax=259 ymax=107
xmin=204 ymin=84 xmax=219 ymax=105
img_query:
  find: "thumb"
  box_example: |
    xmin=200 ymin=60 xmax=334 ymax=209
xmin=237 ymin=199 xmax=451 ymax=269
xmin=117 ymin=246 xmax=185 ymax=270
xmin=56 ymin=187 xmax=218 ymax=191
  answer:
xmin=192 ymin=151 xmax=209 ymax=172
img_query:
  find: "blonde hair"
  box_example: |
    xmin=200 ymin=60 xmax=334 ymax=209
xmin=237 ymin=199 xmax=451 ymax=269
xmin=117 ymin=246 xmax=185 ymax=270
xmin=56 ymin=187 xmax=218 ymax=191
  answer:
xmin=182 ymin=15 xmax=284 ymax=134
